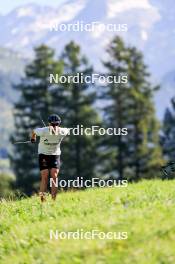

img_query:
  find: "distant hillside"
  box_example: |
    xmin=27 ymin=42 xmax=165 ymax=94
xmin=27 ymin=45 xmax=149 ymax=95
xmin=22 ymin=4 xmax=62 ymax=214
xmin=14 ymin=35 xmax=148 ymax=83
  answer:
xmin=0 ymin=47 xmax=26 ymax=74
xmin=0 ymin=0 xmax=174 ymax=80
xmin=0 ymin=0 xmax=174 ymax=119
xmin=0 ymin=47 xmax=27 ymax=101
xmin=0 ymin=47 xmax=27 ymax=159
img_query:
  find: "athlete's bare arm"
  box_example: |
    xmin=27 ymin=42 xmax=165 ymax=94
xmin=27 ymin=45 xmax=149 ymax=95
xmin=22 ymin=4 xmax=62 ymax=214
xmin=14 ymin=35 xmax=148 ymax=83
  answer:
xmin=31 ymin=130 xmax=37 ymax=143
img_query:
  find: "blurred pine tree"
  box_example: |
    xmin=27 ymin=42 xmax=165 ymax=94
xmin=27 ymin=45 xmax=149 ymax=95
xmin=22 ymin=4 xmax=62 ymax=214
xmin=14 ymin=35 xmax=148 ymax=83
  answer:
xmin=10 ymin=45 xmax=63 ymax=194
xmin=51 ymin=41 xmax=101 ymax=185
xmin=102 ymin=36 xmax=163 ymax=181
xmin=162 ymin=98 xmax=175 ymax=163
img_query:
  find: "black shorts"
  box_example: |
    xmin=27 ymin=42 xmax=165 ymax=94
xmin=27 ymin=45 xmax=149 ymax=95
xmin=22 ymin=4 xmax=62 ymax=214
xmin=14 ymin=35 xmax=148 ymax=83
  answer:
xmin=39 ymin=154 xmax=60 ymax=171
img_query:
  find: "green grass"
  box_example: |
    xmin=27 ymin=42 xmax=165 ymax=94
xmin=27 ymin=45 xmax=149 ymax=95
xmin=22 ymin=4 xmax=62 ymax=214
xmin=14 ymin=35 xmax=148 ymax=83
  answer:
xmin=1 ymin=180 xmax=175 ymax=264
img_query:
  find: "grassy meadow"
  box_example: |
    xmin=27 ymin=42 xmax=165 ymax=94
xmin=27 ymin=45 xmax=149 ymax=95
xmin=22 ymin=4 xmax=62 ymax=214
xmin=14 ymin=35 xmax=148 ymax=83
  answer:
xmin=0 ymin=180 xmax=175 ymax=264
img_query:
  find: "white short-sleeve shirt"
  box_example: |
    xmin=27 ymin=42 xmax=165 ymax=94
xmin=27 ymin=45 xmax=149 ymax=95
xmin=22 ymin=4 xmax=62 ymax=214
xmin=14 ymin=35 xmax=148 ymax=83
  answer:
xmin=34 ymin=127 xmax=69 ymax=155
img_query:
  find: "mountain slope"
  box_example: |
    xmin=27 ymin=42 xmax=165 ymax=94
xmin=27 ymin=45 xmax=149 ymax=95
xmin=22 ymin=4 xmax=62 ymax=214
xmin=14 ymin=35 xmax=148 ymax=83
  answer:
xmin=0 ymin=47 xmax=26 ymax=158
xmin=0 ymin=0 xmax=171 ymax=78
xmin=0 ymin=0 xmax=174 ymax=122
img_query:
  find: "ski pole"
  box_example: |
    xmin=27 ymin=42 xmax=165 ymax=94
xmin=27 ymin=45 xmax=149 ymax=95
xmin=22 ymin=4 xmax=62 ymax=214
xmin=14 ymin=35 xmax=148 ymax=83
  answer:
xmin=13 ymin=141 xmax=31 ymax=144
xmin=39 ymin=114 xmax=46 ymax=127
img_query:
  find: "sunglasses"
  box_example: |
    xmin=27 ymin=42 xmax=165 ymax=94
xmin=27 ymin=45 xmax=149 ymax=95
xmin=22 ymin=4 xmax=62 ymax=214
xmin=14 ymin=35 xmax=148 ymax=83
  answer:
xmin=50 ymin=123 xmax=59 ymax=126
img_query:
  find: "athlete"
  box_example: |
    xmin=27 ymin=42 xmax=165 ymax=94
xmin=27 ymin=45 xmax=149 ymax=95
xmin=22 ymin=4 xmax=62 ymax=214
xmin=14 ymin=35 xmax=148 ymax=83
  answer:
xmin=31 ymin=114 xmax=69 ymax=202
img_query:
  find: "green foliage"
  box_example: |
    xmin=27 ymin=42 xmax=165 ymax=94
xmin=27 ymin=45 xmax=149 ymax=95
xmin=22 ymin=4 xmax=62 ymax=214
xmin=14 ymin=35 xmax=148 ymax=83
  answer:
xmin=10 ymin=38 xmax=165 ymax=195
xmin=102 ymin=36 xmax=163 ymax=180
xmin=11 ymin=42 xmax=101 ymax=193
xmin=162 ymin=98 xmax=175 ymax=164
xmin=10 ymin=45 xmax=63 ymax=194
xmin=0 ymin=172 xmax=15 ymax=198
xmin=0 ymin=180 xmax=175 ymax=263
xmin=50 ymin=41 xmax=101 ymax=182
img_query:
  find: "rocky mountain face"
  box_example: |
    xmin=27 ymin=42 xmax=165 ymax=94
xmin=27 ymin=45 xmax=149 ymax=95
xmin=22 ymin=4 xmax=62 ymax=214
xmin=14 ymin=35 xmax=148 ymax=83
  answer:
xmin=0 ymin=0 xmax=175 ymax=155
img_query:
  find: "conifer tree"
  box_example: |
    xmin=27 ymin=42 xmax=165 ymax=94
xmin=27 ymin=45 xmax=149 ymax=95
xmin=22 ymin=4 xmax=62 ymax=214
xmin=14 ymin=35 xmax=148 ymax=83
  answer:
xmin=11 ymin=45 xmax=63 ymax=194
xmin=162 ymin=97 xmax=175 ymax=162
xmin=103 ymin=37 xmax=163 ymax=180
xmin=51 ymin=41 xmax=101 ymax=184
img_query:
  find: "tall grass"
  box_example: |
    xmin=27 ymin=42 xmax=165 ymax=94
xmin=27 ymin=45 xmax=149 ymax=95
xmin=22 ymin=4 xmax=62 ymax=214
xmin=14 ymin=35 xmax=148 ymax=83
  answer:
xmin=0 ymin=180 xmax=175 ymax=264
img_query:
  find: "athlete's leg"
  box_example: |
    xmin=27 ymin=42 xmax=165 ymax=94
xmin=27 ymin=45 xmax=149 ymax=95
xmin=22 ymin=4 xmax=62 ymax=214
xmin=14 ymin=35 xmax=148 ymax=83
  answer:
xmin=50 ymin=168 xmax=59 ymax=200
xmin=40 ymin=169 xmax=49 ymax=202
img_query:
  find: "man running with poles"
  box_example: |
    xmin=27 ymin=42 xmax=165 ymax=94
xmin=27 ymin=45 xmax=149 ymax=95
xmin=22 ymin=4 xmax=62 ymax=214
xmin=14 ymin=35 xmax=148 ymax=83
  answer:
xmin=31 ymin=114 xmax=69 ymax=202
